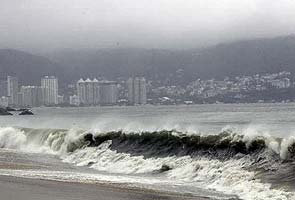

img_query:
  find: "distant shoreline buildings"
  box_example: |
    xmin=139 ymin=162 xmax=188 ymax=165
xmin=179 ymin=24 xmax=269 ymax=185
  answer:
xmin=19 ymin=86 xmax=43 ymax=107
xmin=1 ymin=71 xmax=295 ymax=107
xmin=41 ymin=76 xmax=59 ymax=105
xmin=0 ymin=76 xmax=59 ymax=107
xmin=7 ymin=76 xmax=18 ymax=105
xmin=0 ymin=75 xmax=148 ymax=108
xmin=76 ymin=78 xmax=118 ymax=106
xmin=127 ymin=77 xmax=147 ymax=105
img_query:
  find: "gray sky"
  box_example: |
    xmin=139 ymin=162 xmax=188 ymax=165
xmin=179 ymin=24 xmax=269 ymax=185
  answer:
xmin=1 ymin=0 xmax=295 ymax=51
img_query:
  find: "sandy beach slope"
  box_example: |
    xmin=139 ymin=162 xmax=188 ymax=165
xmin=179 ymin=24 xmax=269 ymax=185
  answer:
xmin=0 ymin=175 xmax=208 ymax=200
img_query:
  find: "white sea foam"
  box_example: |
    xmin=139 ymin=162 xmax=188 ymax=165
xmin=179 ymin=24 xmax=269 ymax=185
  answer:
xmin=1 ymin=125 xmax=295 ymax=200
xmin=63 ymin=140 xmax=295 ymax=200
xmin=0 ymin=127 xmax=26 ymax=150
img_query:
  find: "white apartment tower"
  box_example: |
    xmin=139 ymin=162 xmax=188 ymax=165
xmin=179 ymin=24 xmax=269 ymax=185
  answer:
xmin=85 ymin=78 xmax=94 ymax=104
xmin=19 ymin=86 xmax=43 ymax=107
xmin=7 ymin=76 xmax=19 ymax=105
xmin=99 ymin=81 xmax=118 ymax=105
xmin=41 ymin=76 xmax=58 ymax=105
xmin=0 ymin=80 xmax=8 ymax=97
xmin=77 ymin=78 xmax=100 ymax=105
xmin=77 ymin=78 xmax=86 ymax=104
xmin=127 ymin=77 xmax=147 ymax=105
xmin=93 ymin=79 xmax=100 ymax=105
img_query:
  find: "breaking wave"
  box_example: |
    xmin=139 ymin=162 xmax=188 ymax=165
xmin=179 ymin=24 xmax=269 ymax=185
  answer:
xmin=0 ymin=126 xmax=295 ymax=200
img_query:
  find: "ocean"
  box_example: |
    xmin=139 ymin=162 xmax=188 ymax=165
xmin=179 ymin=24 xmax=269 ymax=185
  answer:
xmin=0 ymin=104 xmax=295 ymax=200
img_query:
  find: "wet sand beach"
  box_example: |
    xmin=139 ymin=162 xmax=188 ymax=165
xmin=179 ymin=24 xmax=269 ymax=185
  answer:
xmin=0 ymin=150 xmax=208 ymax=200
xmin=0 ymin=175 xmax=207 ymax=200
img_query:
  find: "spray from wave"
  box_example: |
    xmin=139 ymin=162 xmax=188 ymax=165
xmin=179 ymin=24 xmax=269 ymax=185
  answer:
xmin=0 ymin=126 xmax=295 ymax=200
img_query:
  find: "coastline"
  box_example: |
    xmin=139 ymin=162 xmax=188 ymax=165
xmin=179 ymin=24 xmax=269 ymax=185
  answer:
xmin=3 ymin=104 xmax=294 ymax=200
xmin=0 ymin=175 xmax=208 ymax=200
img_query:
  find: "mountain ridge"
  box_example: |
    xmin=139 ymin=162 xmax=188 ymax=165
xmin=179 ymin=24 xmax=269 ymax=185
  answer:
xmin=0 ymin=49 xmax=63 ymax=85
xmin=1 ymin=35 xmax=295 ymax=84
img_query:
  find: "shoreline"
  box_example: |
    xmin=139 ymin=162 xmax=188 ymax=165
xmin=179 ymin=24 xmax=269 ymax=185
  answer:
xmin=0 ymin=149 xmax=210 ymax=200
xmin=0 ymin=175 xmax=208 ymax=200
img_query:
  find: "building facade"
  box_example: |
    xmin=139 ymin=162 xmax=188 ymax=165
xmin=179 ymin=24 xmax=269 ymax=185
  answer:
xmin=7 ymin=76 xmax=19 ymax=106
xmin=99 ymin=81 xmax=118 ymax=105
xmin=77 ymin=78 xmax=86 ymax=105
xmin=0 ymin=80 xmax=7 ymax=97
xmin=19 ymin=86 xmax=43 ymax=107
xmin=41 ymin=76 xmax=58 ymax=105
xmin=77 ymin=78 xmax=100 ymax=105
xmin=77 ymin=79 xmax=117 ymax=105
xmin=127 ymin=77 xmax=147 ymax=105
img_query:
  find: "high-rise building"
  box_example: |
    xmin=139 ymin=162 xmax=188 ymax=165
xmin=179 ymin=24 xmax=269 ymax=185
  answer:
xmin=99 ymin=81 xmax=118 ymax=105
xmin=85 ymin=78 xmax=94 ymax=105
xmin=17 ymin=92 xmax=24 ymax=107
xmin=127 ymin=79 xmax=133 ymax=103
xmin=93 ymin=78 xmax=100 ymax=105
xmin=41 ymin=76 xmax=58 ymax=105
xmin=127 ymin=77 xmax=147 ymax=105
xmin=7 ymin=76 xmax=19 ymax=105
xmin=19 ymin=86 xmax=43 ymax=107
xmin=0 ymin=80 xmax=7 ymax=97
xmin=77 ymin=78 xmax=100 ymax=105
xmin=77 ymin=78 xmax=86 ymax=105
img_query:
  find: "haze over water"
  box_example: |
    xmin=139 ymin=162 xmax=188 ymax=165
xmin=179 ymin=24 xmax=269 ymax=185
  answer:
xmin=1 ymin=104 xmax=295 ymax=136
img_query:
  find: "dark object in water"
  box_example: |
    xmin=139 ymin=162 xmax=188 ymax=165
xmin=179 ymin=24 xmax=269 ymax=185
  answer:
xmin=0 ymin=107 xmax=13 ymax=115
xmin=19 ymin=109 xmax=34 ymax=115
xmin=87 ymin=161 xmax=95 ymax=166
xmin=152 ymin=164 xmax=172 ymax=174
xmin=159 ymin=164 xmax=172 ymax=172
xmin=18 ymin=108 xmax=30 ymax=112
xmin=6 ymin=107 xmax=16 ymax=112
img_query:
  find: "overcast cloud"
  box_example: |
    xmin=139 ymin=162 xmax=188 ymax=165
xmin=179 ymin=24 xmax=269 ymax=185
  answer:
xmin=1 ymin=0 xmax=295 ymax=51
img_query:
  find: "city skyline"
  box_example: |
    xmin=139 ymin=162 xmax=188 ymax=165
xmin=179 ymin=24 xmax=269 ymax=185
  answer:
xmin=1 ymin=70 xmax=295 ymax=108
xmin=76 ymin=78 xmax=118 ymax=106
xmin=0 ymin=75 xmax=148 ymax=107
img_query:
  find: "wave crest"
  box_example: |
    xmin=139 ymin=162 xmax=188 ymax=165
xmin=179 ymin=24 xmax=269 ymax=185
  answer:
xmin=1 ymin=126 xmax=295 ymax=200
